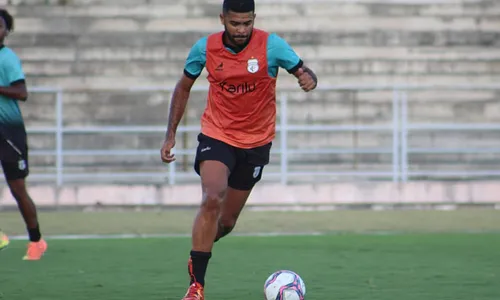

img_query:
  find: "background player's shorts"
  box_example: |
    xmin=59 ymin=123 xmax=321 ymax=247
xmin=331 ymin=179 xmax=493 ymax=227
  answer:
xmin=194 ymin=133 xmax=272 ymax=190
xmin=0 ymin=128 xmax=30 ymax=180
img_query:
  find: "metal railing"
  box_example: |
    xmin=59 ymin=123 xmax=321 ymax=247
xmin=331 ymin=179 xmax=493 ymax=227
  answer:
xmin=17 ymin=84 xmax=500 ymax=186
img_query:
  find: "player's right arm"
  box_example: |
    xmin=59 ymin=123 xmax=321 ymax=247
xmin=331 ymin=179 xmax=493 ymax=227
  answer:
xmin=0 ymin=81 xmax=27 ymax=101
xmin=165 ymin=75 xmax=196 ymax=141
xmin=161 ymin=37 xmax=207 ymax=163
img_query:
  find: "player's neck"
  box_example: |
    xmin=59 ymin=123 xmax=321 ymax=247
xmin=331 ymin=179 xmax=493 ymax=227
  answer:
xmin=223 ymin=32 xmax=250 ymax=54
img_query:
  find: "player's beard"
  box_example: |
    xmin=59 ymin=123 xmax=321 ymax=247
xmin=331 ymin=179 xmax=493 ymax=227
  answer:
xmin=224 ymin=28 xmax=252 ymax=49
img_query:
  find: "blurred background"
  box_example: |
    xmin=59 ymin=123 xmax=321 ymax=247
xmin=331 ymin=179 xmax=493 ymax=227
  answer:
xmin=1 ymin=1 xmax=500 ymax=299
xmin=0 ymin=0 xmax=500 ymax=230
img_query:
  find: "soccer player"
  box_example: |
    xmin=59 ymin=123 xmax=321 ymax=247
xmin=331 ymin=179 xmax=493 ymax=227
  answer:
xmin=160 ymin=0 xmax=317 ymax=298
xmin=0 ymin=8 xmax=47 ymax=260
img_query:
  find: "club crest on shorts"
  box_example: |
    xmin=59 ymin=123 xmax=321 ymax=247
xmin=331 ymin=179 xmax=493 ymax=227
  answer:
xmin=247 ymin=58 xmax=259 ymax=73
xmin=253 ymin=166 xmax=261 ymax=178
xmin=18 ymin=159 xmax=26 ymax=171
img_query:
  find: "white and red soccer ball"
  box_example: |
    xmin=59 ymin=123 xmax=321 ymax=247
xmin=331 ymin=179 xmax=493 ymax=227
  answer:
xmin=264 ymin=270 xmax=306 ymax=300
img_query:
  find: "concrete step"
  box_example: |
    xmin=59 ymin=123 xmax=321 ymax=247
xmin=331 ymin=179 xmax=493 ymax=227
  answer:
xmin=10 ymin=46 xmax=500 ymax=64
xmin=8 ymin=1 xmax=500 ymax=18
xmin=18 ymin=60 xmax=500 ymax=78
xmin=26 ymin=148 xmax=500 ymax=167
xmin=24 ymin=74 xmax=500 ymax=91
xmin=408 ymin=131 xmax=500 ymax=148
xmin=408 ymin=101 xmax=500 ymax=122
xmin=8 ymin=0 xmax=179 ymax=6
xmin=25 ymin=153 xmax=500 ymax=177
xmin=22 ymin=89 xmax=499 ymax=106
xmin=24 ymin=129 xmax=500 ymax=158
xmin=19 ymin=90 xmax=500 ymax=132
xmin=10 ymin=16 xmax=500 ymax=34
xmin=7 ymin=30 xmax=500 ymax=48
xmin=7 ymin=0 xmax=497 ymax=5
xmin=22 ymin=61 xmax=186 ymax=77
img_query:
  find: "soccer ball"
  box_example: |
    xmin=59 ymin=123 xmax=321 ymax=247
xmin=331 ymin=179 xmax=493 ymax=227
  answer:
xmin=264 ymin=270 xmax=306 ymax=300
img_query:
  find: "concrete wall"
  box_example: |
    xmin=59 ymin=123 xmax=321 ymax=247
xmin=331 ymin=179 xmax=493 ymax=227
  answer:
xmin=1 ymin=181 xmax=499 ymax=208
xmin=7 ymin=0 xmax=499 ymax=88
xmin=2 ymin=0 xmax=499 ymax=180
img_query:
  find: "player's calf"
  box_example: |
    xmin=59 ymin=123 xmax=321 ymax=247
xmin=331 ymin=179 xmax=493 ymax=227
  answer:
xmin=194 ymin=185 xmax=227 ymax=250
xmin=214 ymin=187 xmax=254 ymax=242
xmin=214 ymin=223 xmax=234 ymax=242
xmin=188 ymin=161 xmax=229 ymax=288
xmin=214 ymin=216 xmax=236 ymax=242
xmin=189 ymin=186 xmax=225 ymax=286
xmin=7 ymin=179 xmax=42 ymax=241
xmin=6 ymin=178 xmax=47 ymax=260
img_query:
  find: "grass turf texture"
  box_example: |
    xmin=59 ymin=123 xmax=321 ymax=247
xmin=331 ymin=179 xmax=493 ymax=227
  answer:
xmin=1 ymin=234 xmax=499 ymax=300
xmin=1 ymin=209 xmax=500 ymax=299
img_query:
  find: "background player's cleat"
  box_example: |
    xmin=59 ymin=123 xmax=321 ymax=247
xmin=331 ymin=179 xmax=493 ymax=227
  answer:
xmin=0 ymin=231 xmax=10 ymax=250
xmin=182 ymin=282 xmax=204 ymax=300
xmin=22 ymin=239 xmax=47 ymax=260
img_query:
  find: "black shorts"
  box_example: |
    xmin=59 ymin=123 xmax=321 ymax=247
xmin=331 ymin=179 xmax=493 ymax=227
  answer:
xmin=194 ymin=133 xmax=272 ymax=191
xmin=0 ymin=127 xmax=30 ymax=181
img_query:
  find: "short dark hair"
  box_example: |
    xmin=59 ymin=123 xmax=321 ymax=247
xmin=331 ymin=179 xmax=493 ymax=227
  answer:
xmin=0 ymin=9 xmax=14 ymax=31
xmin=223 ymin=0 xmax=255 ymax=14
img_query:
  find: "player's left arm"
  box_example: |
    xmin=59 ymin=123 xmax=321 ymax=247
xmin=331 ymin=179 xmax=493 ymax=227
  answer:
xmin=270 ymin=33 xmax=318 ymax=92
xmin=292 ymin=64 xmax=318 ymax=92
xmin=0 ymin=52 xmax=28 ymax=101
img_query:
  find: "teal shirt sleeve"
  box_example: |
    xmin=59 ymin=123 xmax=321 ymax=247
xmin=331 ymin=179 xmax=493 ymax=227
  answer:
xmin=183 ymin=37 xmax=207 ymax=79
xmin=267 ymin=33 xmax=302 ymax=78
xmin=2 ymin=50 xmax=25 ymax=84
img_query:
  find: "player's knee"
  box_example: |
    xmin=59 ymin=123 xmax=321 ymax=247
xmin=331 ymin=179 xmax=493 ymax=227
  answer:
xmin=7 ymin=179 xmax=27 ymax=201
xmin=201 ymin=186 xmax=226 ymax=213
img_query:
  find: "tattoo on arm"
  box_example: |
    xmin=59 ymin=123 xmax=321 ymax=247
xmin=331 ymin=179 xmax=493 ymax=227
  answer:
xmin=166 ymin=80 xmax=192 ymax=139
xmin=303 ymin=65 xmax=318 ymax=86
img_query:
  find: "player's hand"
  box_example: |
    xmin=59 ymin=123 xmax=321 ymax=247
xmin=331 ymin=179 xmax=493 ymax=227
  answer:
xmin=296 ymin=68 xmax=317 ymax=92
xmin=161 ymin=138 xmax=176 ymax=163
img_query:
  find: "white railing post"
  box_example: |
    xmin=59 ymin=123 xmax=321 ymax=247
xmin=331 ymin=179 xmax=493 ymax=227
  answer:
xmin=168 ymin=153 xmax=176 ymax=185
xmin=401 ymin=91 xmax=409 ymax=182
xmin=280 ymin=92 xmax=288 ymax=185
xmin=391 ymin=89 xmax=400 ymax=182
xmin=55 ymin=90 xmax=64 ymax=186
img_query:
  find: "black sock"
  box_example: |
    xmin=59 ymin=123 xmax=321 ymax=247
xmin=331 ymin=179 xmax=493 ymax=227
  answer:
xmin=28 ymin=225 xmax=41 ymax=242
xmin=189 ymin=250 xmax=212 ymax=287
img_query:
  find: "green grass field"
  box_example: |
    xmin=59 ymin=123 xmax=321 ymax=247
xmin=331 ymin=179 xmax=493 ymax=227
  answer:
xmin=1 ymin=209 xmax=500 ymax=299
